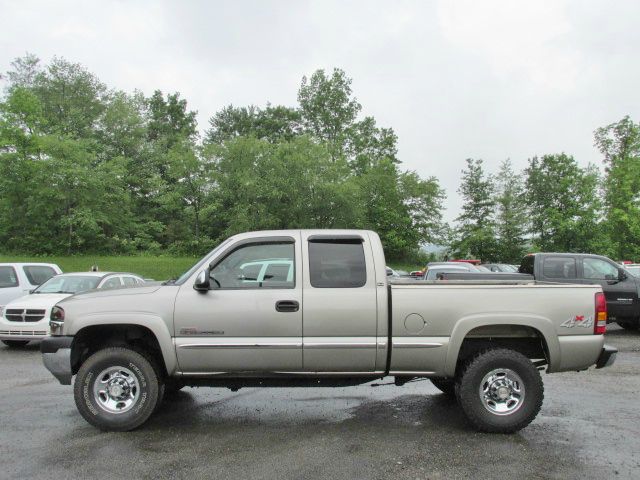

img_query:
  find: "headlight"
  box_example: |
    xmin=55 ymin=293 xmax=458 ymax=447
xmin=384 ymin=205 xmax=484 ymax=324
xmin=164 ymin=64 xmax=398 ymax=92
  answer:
xmin=51 ymin=306 xmax=65 ymax=322
xmin=49 ymin=306 xmax=65 ymax=335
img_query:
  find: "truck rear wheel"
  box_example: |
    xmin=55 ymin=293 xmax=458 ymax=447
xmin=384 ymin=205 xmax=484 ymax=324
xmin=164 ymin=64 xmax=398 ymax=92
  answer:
xmin=73 ymin=347 xmax=161 ymax=431
xmin=430 ymin=378 xmax=456 ymax=397
xmin=456 ymin=348 xmax=543 ymax=433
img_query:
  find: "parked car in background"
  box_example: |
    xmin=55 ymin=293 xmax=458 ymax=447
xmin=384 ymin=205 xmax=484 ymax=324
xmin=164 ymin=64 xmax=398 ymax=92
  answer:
xmin=0 ymin=271 xmax=144 ymax=347
xmin=422 ymin=262 xmax=480 ymax=280
xmin=237 ymin=258 xmax=293 ymax=285
xmin=386 ymin=267 xmax=411 ymax=278
xmin=482 ymin=263 xmax=518 ymax=273
xmin=519 ymin=253 xmax=640 ymax=330
xmin=0 ymin=263 xmax=62 ymax=317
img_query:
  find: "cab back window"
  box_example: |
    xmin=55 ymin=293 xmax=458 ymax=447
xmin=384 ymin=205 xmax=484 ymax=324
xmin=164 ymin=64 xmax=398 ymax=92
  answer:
xmin=519 ymin=255 xmax=535 ymax=275
xmin=309 ymin=239 xmax=366 ymax=288
xmin=543 ymin=257 xmax=577 ymax=279
xmin=0 ymin=267 xmax=19 ymax=288
xmin=23 ymin=265 xmax=57 ymax=285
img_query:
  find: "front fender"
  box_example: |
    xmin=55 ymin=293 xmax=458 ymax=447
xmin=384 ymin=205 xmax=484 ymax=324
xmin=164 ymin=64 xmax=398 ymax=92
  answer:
xmin=69 ymin=312 xmax=178 ymax=375
xmin=444 ymin=313 xmax=560 ymax=377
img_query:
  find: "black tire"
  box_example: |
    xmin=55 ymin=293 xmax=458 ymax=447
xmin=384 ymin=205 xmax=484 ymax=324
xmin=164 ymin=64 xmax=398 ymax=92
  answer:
xmin=617 ymin=322 xmax=639 ymax=331
xmin=430 ymin=378 xmax=456 ymax=397
xmin=2 ymin=340 xmax=30 ymax=348
xmin=456 ymin=348 xmax=544 ymax=433
xmin=73 ymin=347 xmax=161 ymax=431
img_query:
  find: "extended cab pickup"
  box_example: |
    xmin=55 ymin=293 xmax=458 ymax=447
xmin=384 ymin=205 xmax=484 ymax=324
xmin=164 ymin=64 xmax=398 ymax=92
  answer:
xmin=41 ymin=230 xmax=616 ymax=433
xmin=519 ymin=253 xmax=640 ymax=331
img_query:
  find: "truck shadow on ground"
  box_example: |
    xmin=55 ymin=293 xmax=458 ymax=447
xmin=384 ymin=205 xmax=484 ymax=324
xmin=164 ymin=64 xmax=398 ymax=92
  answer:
xmin=0 ymin=341 xmax=41 ymax=352
xmin=149 ymin=389 xmax=470 ymax=432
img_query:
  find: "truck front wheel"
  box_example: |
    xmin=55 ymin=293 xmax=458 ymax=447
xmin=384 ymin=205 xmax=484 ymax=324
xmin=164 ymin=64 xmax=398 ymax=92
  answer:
xmin=456 ymin=348 xmax=544 ymax=433
xmin=73 ymin=347 xmax=161 ymax=431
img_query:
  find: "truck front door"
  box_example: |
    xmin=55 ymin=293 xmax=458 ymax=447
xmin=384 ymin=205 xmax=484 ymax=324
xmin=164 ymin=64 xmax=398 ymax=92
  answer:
xmin=580 ymin=256 xmax=638 ymax=323
xmin=301 ymin=233 xmax=379 ymax=372
xmin=173 ymin=235 xmax=303 ymax=373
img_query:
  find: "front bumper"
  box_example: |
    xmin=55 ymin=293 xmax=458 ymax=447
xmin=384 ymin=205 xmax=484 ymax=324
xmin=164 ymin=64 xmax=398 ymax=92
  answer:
xmin=595 ymin=344 xmax=617 ymax=369
xmin=41 ymin=336 xmax=73 ymax=385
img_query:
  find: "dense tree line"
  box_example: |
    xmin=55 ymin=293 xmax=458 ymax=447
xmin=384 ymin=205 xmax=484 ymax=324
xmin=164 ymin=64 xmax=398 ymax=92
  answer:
xmin=0 ymin=55 xmax=445 ymax=260
xmin=449 ymin=116 xmax=640 ymax=263
xmin=2 ymin=55 xmax=638 ymax=264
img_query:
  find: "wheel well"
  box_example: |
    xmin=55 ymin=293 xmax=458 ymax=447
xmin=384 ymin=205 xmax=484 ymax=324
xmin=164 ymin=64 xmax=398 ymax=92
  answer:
xmin=455 ymin=325 xmax=549 ymax=376
xmin=71 ymin=325 xmax=166 ymax=377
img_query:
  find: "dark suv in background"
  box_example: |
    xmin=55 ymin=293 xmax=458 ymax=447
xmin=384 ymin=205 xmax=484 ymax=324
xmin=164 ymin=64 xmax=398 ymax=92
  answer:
xmin=519 ymin=253 xmax=640 ymax=330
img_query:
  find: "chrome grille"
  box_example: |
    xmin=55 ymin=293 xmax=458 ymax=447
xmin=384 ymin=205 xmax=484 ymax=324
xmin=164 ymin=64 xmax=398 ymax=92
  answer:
xmin=0 ymin=329 xmax=47 ymax=336
xmin=5 ymin=309 xmax=46 ymax=322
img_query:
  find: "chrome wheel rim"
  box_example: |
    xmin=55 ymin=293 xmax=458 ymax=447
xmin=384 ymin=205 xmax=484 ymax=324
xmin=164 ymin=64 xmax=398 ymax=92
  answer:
xmin=479 ymin=368 xmax=525 ymax=416
xmin=93 ymin=366 xmax=140 ymax=414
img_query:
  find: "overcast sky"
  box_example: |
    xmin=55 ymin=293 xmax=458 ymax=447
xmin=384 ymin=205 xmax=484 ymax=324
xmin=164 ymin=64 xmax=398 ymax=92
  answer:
xmin=2 ymin=0 xmax=639 ymax=222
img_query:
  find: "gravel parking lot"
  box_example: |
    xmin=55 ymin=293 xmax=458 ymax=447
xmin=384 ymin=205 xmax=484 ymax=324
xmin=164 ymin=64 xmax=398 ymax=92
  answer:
xmin=1 ymin=326 xmax=638 ymax=480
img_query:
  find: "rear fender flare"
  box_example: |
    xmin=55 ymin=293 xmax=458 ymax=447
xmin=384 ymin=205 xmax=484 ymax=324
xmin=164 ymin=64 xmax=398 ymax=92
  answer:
xmin=444 ymin=313 xmax=559 ymax=377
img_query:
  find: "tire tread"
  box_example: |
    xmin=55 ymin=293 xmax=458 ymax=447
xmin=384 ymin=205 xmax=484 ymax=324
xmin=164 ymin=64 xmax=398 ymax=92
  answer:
xmin=455 ymin=348 xmax=544 ymax=433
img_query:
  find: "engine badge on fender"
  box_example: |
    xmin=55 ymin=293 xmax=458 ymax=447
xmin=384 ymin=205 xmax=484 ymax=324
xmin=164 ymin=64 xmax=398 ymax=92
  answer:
xmin=561 ymin=315 xmax=594 ymax=328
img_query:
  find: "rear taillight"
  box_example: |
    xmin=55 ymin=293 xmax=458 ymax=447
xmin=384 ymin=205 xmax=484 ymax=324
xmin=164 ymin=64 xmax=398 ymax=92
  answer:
xmin=594 ymin=292 xmax=607 ymax=334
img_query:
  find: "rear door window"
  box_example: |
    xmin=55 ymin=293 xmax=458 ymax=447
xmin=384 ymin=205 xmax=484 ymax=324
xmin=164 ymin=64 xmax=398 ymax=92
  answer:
xmin=308 ymin=240 xmax=366 ymax=288
xmin=122 ymin=276 xmax=138 ymax=287
xmin=542 ymin=257 xmax=577 ymax=279
xmin=0 ymin=267 xmax=19 ymax=288
xmin=23 ymin=265 xmax=57 ymax=285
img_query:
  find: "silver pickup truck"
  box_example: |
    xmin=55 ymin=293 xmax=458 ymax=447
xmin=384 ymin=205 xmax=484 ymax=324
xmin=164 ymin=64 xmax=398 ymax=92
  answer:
xmin=41 ymin=230 xmax=617 ymax=433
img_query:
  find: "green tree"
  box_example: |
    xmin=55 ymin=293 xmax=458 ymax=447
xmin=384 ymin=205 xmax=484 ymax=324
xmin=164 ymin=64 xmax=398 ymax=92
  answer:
xmin=206 ymin=136 xmax=362 ymax=238
xmin=524 ymin=154 xmax=602 ymax=253
xmin=594 ymin=116 xmax=640 ymax=259
xmin=205 ymin=104 xmax=302 ymax=144
xmin=494 ymin=159 xmax=528 ymax=262
xmin=297 ymin=68 xmax=361 ymax=160
xmin=451 ymin=158 xmax=497 ymax=261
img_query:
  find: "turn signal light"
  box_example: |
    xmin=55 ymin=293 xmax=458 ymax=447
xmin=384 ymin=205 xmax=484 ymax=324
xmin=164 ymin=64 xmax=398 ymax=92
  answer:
xmin=594 ymin=292 xmax=607 ymax=335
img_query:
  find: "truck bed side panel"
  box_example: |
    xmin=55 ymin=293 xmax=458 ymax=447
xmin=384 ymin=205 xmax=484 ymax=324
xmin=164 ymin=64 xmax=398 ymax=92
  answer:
xmin=389 ymin=283 xmax=604 ymax=376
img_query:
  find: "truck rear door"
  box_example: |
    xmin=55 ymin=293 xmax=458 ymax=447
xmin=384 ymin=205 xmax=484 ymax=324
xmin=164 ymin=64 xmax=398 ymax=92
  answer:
xmin=301 ymin=233 xmax=379 ymax=372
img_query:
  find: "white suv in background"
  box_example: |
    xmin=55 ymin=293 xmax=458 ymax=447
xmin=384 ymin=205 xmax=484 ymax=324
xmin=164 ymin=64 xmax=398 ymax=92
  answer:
xmin=0 ymin=271 xmax=144 ymax=347
xmin=0 ymin=263 xmax=62 ymax=317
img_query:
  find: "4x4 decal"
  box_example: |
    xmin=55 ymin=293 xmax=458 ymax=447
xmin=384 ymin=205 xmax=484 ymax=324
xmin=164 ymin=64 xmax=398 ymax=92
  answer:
xmin=561 ymin=315 xmax=594 ymax=328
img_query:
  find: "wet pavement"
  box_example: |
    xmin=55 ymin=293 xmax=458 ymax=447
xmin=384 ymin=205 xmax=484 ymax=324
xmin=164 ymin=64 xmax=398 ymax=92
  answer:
xmin=0 ymin=325 xmax=638 ymax=480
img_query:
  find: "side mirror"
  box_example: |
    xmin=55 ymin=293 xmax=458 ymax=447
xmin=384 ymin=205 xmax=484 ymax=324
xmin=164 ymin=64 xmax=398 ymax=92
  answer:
xmin=618 ymin=269 xmax=628 ymax=281
xmin=193 ymin=269 xmax=210 ymax=292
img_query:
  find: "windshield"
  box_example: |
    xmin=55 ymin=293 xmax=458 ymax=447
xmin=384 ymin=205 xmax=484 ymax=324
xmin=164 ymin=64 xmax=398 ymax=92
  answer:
xmin=34 ymin=275 xmax=101 ymax=294
xmin=626 ymin=266 xmax=640 ymax=277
